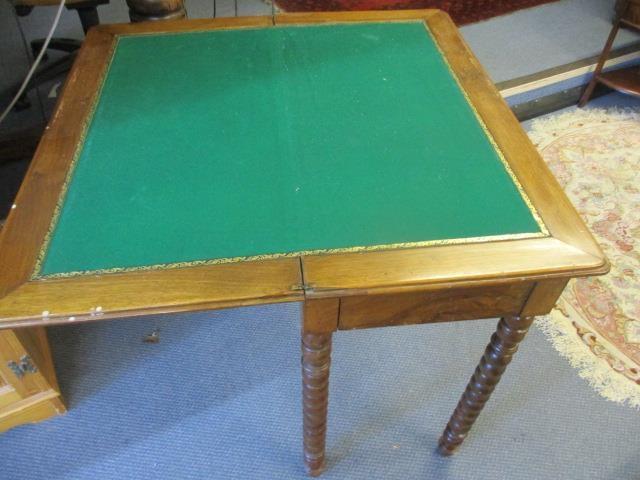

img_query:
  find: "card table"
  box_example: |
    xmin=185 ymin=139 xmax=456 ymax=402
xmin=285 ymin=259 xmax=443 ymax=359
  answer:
xmin=0 ymin=10 xmax=608 ymax=475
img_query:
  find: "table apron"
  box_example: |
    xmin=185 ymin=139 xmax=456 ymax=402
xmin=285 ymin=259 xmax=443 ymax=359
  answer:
xmin=336 ymin=281 xmax=563 ymax=330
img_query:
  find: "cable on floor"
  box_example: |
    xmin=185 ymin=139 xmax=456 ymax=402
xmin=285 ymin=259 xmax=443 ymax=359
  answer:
xmin=0 ymin=0 xmax=66 ymax=125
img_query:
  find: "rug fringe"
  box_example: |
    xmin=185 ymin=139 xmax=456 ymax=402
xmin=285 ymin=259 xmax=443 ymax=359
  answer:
xmin=530 ymin=106 xmax=640 ymax=410
xmin=535 ymin=311 xmax=640 ymax=410
xmin=529 ymin=107 xmax=640 ymax=143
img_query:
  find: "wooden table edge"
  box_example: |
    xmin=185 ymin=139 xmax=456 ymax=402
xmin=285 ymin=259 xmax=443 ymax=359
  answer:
xmin=0 ymin=292 xmax=303 ymax=329
xmin=0 ymin=10 xmax=444 ymax=300
xmin=0 ymin=10 xmax=609 ymax=327
xmin=424 ymin=12 xmax=605 ymax=260
xmin=0 ymin=237 xmax=607 ymax=327
xmin=0 ymin=256 xmax=304 ymax=328
xmin=0 ymin=28 xmax=118 ymax=298
xmin=300 ymin=236 xmax=608 ymax=297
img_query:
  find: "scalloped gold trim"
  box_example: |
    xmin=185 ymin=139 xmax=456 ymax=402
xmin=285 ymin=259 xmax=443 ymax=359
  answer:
xmin=34 ymin=231 xmax=545 ymax=279
xmin=32 ymin=36 xmax=121 ymax=280
xmin=32 ymin=22 xmax=548 ymax=281
xmin=422 ymin=23 xmax=548 ymax=236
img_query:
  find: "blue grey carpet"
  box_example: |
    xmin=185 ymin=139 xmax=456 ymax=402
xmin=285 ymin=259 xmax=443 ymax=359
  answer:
xmin=1 ymin=301 xmax=639 ymax=479
xmin=2 ymin=94 xmax=640 ymax=479
xmin=460 ymin=0 xmax=639 ymax=83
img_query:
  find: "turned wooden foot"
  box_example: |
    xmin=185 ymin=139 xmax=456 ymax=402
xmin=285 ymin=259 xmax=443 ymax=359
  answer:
xmin=438 ymin=315 xmax=535 ymax=455
xmin=125 ymin=0 xmax=186 ymax=22
xmin=302 ymin=332 xmax=332 ymax=476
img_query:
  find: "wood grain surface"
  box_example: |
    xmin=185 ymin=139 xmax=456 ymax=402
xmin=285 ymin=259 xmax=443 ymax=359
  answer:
xmin=0 ymin=11 xmax=607 ymax=328
xmin=338 ymin=283 xmax=532 ymax=330
xmin=0 ymin=11 xmax=611 ymax=474
xmin=438 ymin=315 xmax=536 ymax=455
xmin=301 ymin=332 xmax=332 ymax=476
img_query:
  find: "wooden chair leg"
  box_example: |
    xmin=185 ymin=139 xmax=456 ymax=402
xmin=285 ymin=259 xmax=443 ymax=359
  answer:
xmin=438 ymin=315 xmax=535 ymax=455
xmin=302 ymin=332 xmax=332 ymax=476
xmin=578 ymin=15 xmax=623 ymax=107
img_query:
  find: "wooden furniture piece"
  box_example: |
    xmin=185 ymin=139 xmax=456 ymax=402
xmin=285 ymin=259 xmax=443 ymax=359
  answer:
xmin=0 ymin=328 xmax=65 ymax=432
xmin=0 ymin=224 xmax=64 ymax=431
xmin=125 ymin=0 xmax=185 ymax=21
xmin=0 ymin=11 xmax=607 ymax=475
xmin=578 ymin=0 xmax=640 ymax=106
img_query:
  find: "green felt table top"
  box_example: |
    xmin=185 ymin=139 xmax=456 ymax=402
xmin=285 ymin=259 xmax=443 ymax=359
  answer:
xmin=37 ymin=21 xmax=544 ymax=278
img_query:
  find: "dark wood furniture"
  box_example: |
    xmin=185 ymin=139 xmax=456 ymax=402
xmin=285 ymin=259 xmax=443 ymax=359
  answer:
xmin=579 ymin=0 xmax=640 ymax=106
xmin=125 ymin=0 xmax=185 ymax=21
xmin=0 ymin=11 xmax=608 ymax=476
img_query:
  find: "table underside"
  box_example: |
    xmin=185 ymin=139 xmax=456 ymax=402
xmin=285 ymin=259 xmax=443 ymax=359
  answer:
xmin=36 ymin=21 xmax=544 ymax=279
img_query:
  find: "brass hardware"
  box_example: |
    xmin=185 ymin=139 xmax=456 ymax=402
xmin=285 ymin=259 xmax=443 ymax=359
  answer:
xmin=7 ymin=355 xmax=38 ymax=378
xmin=291 ymin=283 xmax=316 ymax=292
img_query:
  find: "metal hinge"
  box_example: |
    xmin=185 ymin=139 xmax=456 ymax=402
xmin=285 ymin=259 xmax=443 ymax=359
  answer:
xmin=7 ymin=355 xmax=38 ymax=378
xmin=291 ymin=283 xmax=315 ymax=292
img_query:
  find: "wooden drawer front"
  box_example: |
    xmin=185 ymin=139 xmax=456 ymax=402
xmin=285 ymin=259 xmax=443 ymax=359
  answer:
xmin=0 ymin=372 xmax=21 ymax=408
xmin=0 ymin=330 xmax=51 ymax=398
xmin=339 ymin=283 xmax=533 ymax=330
xmin=0 ymin=385 xmax=21 ymax=409
xmin=0 ymin=328 xmax=65 ymax=431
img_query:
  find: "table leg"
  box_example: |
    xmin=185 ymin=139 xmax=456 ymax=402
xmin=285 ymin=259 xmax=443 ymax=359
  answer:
xmin=125 ymin=0 xmax=186 ymax=22
xmin=438 ymin=315 xmax=535 ymax=455
xmin=302 ymin=332 xmax=332 ymax=476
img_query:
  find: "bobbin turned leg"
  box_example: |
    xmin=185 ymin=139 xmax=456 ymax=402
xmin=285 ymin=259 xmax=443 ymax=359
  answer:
xmin=438 ymin=315 xmax=535 ymax=455
xmin=301 ymin=298 xmax=339 ymax=476
xmin=302 ymin=332 xmax=332 ymax=476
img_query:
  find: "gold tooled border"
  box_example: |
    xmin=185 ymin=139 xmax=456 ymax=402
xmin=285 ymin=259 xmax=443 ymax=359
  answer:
xmin=421 ymin=22 xmax=548 ymax=235
xmin=31 ymin=35 xmax=121 ymax=279
xmin=32 ymin=21 xmax=547 ymax=280
xmin=36 ymin=231 xmax=546 ymax=279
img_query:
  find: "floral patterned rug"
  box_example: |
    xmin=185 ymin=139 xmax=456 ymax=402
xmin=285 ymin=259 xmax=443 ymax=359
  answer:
xmin=272 ymin=0 xmax=560 ymax=25
xmin=529 ymin=107 xmax=640 ymax=409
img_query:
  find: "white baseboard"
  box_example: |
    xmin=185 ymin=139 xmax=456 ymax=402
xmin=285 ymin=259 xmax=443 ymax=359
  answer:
xmin=500 ymin=50 xmax=640 ymax=97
